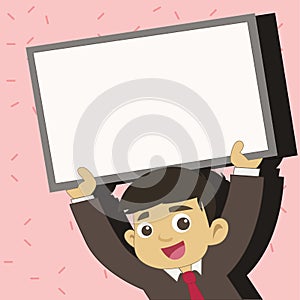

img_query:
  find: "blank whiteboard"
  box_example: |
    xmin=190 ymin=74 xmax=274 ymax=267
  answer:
xmin=27 ymin=14 xmax=276 ymax=192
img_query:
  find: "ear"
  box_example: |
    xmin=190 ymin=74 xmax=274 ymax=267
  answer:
xmin=124 ymin=229 xmax=135 ymax=248
xmin=207 ymin=218 xmax=229 ymax=246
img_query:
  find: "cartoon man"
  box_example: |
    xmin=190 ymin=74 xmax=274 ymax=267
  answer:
xmin=67 ymin=141 xmax=283 ymax=299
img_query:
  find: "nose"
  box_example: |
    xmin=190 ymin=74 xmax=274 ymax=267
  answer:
xmin=158 ymin=233 xmax=173 ymax=242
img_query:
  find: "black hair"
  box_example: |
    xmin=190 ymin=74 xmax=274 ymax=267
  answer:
xmin=119 ymin=166 xmax=229 ymax=224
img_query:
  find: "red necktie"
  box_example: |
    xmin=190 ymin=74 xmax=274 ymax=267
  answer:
xmin=182 ymin=271 xmax=205 ymax=300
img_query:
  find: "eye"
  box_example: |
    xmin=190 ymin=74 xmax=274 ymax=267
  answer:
xmin=172 ymin=213 xmax=191 ymax=233
xmin=137 ymin=222 xmax=153 ymax=238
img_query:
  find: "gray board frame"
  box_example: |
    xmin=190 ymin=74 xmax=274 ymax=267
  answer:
xmin=27 ymin=13 xmax=277 ymax=192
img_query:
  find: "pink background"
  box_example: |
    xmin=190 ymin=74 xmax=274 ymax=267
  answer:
xmin=0 ymin=1 xmax=299 ymax=299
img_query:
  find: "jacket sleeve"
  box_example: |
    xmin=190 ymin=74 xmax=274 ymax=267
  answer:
xmin=228 ymin=162 xmax=284 ymax=298
xmin=207 ymin=174 xmax=264 ymax=273
xmin=70 ymin=195 xmax=160 ymax=289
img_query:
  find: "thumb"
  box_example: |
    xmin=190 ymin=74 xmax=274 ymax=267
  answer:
xmin=231 ymin=141 xmax=244 ymax=156
xmin=77 ymin=167 xmax=95 ymax=183
xmin=66 ymin=167 xmax=96 ymax=198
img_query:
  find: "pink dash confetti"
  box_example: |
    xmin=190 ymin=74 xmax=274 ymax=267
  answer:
xmin=3 ymin=261 xmax=14 ymax=264
xmin=280 ymin=207 xmax=287 ymax=213
xmin=58 ymin=267 xmax=66 ymax=274
xmin=32 ymin=106 xmax=37 ymax=114
xmin=6 ymin=43 xmax=16 ymax=46
xmin=27 ymin=37 xmax=34 ymax=45
xmin=24 ymin=218 xmax=32 ymax=225
xmin=134 ymin=25 xmax=141 ymax=31
xmin=210 ymin=9 xmax=217 ymax=17
xmin=11 ymin=153 xmax=19 ymax=160
xmin=278 ymin=23 xmax=283 ymax=29
xmin=153 ymin=6 xmax=161 ymax=12
xmin=104 ymin=269 xmax=108 ymax=279
xmin=97 ymin=33 xmax=101 ymax=37
xmin=6 ymin=79 xmax=16 ymax=83
xmin=58 ymin=288 xmax=66 ymax=295
xmin=10 ymin=101 xmax=20 ymax=108
xmin=174 ymin=11 xmax=180 ymax=20
xmin=7 ymin=13 xmax=15 ymax=20
xmin=11 ymin=175 xmax=19 ymax=182
xmin=24 ymin=239 xmax=32 ymax=246
xmin=45 ymin=15 xmax=50 ymax=24
xmin=97 ymin=12 xmax=105 ymax=20
xmin=27 ymin=6 xmax=35 ymax=13
xmin=270 ymin=243 xmax=274 ymax=252
xmin=30 ymin=277 xmax=40 ymax=280
xmin=69 ymin=221 xmax=74 ymax=230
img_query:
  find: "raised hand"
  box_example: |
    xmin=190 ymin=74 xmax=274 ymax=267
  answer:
xmin=66 ymin=167 xmax=96 ymax=198
xmin=230 ymin=141 xmax=263 ymax=169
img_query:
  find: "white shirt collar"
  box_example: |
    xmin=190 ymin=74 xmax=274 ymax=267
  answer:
xmin=163 ymin=259 xmax=202 ymax=281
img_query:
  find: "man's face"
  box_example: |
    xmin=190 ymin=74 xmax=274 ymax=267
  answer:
xmin=124 ymin=198 xmax=228 ymax=270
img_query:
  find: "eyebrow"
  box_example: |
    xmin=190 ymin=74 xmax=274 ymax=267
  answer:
xmin=168 ymin=205 xmax=193 ymax=212
xmin=137 ymin=211 xmax=150 ymax=221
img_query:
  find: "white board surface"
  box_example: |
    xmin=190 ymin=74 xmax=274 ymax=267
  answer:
xmin=33 ymin=21 xmax=271 ymax=184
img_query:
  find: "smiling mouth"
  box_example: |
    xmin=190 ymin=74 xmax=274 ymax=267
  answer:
xmin=161 ymin=241 xmax=185 ymax=260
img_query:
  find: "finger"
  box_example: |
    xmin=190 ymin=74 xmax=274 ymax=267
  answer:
xmin=79 ymin=179 xmax=96 ymax=196
xmin=66 ymin=188 xmax=84 ymax=199
xmin=230 ymin=154 xmax=248 ymax=167
xmin=77 ymin=167 xmax=96 ymax=196
xmin=77 ymin=167 xmax=95 ymax=183
xmin=231 ymin=140 xmax=244 ymax=155
xmin=246 ymin=157 xmax=263 ymax=169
